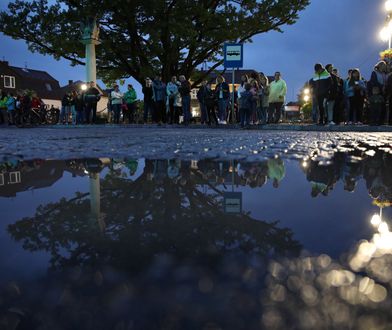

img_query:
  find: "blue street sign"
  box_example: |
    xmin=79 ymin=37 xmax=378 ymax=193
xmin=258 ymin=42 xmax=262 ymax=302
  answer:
xmin=224 ymin=43 xmax=243 ymax=69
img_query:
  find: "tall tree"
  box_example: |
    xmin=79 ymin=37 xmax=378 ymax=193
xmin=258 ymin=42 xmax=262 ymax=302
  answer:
xmin=0 ymin=0 xmax=309 ymax=84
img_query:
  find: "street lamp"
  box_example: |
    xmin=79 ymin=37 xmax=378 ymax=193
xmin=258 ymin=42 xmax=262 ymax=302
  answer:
xmin=386 ymin=0 xmax=392 ymax=12
xmin=380 ymin=1 xmax=392 ymax=49
xmin=303 ymin=87 xmax=311 ymax=103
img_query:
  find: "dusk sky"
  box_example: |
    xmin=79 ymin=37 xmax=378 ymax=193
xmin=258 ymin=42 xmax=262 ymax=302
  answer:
xmin=0 ymin=0 xmax=386 ymax=101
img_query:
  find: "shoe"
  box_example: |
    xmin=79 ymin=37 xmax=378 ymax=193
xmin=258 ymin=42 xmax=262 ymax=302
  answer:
xmin=329 ymin=121 xmax=336 ymax=125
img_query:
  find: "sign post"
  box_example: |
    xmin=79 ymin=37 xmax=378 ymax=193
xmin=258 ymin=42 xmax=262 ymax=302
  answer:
xmin=224 ymin=43 xmax=243 ymax=124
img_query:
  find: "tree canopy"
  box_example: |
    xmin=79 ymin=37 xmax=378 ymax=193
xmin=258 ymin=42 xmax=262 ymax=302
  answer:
xmin=0 ymin=0 xmax=310 ymax=84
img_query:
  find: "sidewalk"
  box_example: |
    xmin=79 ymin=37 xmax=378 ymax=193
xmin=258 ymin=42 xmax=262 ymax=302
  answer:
xmin=38 ymin=123 xmax=392 ymax=132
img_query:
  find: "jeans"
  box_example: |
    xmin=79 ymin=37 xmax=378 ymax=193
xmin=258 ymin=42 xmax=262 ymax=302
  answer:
xmin=182 ymin=95 xmax=191 ymax=124
xmin=71 ymin=105 xmax=76 ymax=124
xmin=240 ymin=107 xmax=251 ymax=127
xmin=325 ymin=99 xmax=335 ymax=123
xmin=111 ymin=104 xmax=122 ymax=124
xmin=60 ymin=105 xmax=71 ymax=123
xmin=76 ymin=111 xmax=84 ymax=124
xmin=218 ymin=98 xmax=228 ymax=121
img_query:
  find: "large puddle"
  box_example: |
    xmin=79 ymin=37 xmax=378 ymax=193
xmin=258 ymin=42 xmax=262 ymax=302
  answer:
xmin=0 ymin=145 xmax=392 ymax=329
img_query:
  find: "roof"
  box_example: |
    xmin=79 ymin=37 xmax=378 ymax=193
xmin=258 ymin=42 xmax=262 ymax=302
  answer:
xmin=59 ymin=80 xmax=108 ymax=97
xmin=9 ymin=66 xmax=58 ymax=82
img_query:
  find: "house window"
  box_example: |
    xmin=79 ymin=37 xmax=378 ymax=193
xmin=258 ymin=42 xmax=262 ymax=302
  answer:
xmin=4 ymin=76 xmax=16 ymax=89
xmin=0 ymin=173 xmax=4 ymax=186
xmin=9 ymin=171 xmax=21 ymax=184
xmin=45 ymin=83 xmax=52 ymax=91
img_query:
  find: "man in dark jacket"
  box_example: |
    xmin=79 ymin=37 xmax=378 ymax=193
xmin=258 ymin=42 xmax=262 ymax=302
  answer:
xmin=142 ymin=77 xmax=154 ymax=123
xmin=84 ymin=81 xmax=101 ymax=124
xmin=309 ymin=63 xmax=333 ymax=125
xmin=179 ymin=75 xmax=191 ymax=125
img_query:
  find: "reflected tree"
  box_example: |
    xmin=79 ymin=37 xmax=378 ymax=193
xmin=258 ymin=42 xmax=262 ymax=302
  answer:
xmin=8 ymin=160 xmax=301 ymax=272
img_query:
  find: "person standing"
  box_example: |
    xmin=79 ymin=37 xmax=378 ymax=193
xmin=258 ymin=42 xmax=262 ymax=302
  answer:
xmin=74 ymin=90 xmax=85 ymax=125
xmin=197 ymin=80 xmax=209 ymax=124
xmin=384 ymin=72 xmax=392 ymax=125
xmin=325 ymin=64 xmax=340 ymax=125
xmin=0 ymin=91 xmax=7 ymax=125
xmin=215 ymin=75 xmax=230 ymax=124
xmin=368 ymin=61 xmax=388 ymax=125
xmin=239 ymin=83 xmax=253 ymax=128
xmin=60 ymin=92 xmax=72 ymax=125
xmin=6 ymin=92 xmax=16 ymax=125
xmin=259 ymin=75 xmax=270 ymax=124
xmin=142 ymin=78 xmax=154 ymax=123
xmin=205 ymin=82 xmax=218 ymax=126
xmin=152 ymin=75 xmax=166 ymax=124
xmin=309 ymin=64 xmax=332 ymax=126
xmin=84 ymin=81 xmax=101 ymax=124
xmin=70 ymin=90 xmax=78 ymax=125
xmin=344 ymin=68 xmax=367 ymax=124
xmin=124 ymin=84 xmax=137 ymax=123
xmin=178 ymin=75 xmax=192 ymax=126
xmin=111 ymin=85 xmax=123 ymax=124
xmin=167 ymin=76 xmax=179 ymax=124
xmin=268 ymin=72 xmax=287 ymax=123
xmin=331 ymin=68 xmax=345 ymax=124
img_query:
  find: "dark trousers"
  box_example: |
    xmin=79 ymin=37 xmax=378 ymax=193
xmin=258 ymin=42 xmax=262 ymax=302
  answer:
xmin=154 ymin=100 xmax=166 ymax=123
xmin=144 ymin=101 xmax=153 ymax=123
xmin=85 ymin=103 xmax=97 ymax=123
xmin=112 ymin=104 xmax=122 ymax=124
xmin=349 ymin=96 xmax=364 ymax=123
xmin=387 ymin=98 xmax=392 ymax=125
xmin=182 ymin=95 xmax=191 ymax=124
xmin=206 ymin=105 xmax=218 ymax=125
xmin=126 ymin=103 xmax=136 ymax=123
xmin=200 ymin=102 xmax=208 ymax=123
xmin=316 ymin=95 xmax=326 ymax=124
xmin=240 ymin=107 xmax=252 ymax=127
xmin=168 ymin=98 xmax=175 ymax=124
xmin=268 ymin=102 xmax=283 ymax=123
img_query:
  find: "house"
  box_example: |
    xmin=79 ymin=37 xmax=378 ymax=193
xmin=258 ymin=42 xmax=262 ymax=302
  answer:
xmin=59 ymin=80 xmax=109 ymax=117
xmin=0 ymin=60 xmax=62 ymax=107
xmin=0 ymin=61 xmax=109 ymax=116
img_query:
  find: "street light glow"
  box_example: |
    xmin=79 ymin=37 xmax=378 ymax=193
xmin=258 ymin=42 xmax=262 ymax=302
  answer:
xmin=380 ymin=26 xmax=390 ymax=42
xmin=371 ymin=214 xmax=382 ymax=226
xmin=304 ymin=88 xmax=310 ymax=95
xmin=81 ymin=84 xmax=88 ymax=91
xmin=303 ymin=95 xmax=310 ymax=102
xmin=386 ymin=0 xmax=392 ymax=12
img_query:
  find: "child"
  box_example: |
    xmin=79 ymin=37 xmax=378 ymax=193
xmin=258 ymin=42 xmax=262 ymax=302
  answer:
xmin=239 ymin=83 xmax=253 ymax=128
xmin=368 ymin=86 xmax=384 ymax=126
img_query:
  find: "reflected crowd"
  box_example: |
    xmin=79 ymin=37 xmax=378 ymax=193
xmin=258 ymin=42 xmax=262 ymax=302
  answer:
xmin=0 ymin=145 xmax=391 ymax=329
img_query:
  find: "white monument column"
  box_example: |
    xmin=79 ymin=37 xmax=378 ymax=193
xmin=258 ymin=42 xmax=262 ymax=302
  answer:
xmin=81 ymin=18 xmax=101 ymax=83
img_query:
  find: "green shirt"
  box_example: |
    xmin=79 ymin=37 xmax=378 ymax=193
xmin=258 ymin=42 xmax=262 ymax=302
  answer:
xmin=124 ymin=89 xmax=137 ymax=104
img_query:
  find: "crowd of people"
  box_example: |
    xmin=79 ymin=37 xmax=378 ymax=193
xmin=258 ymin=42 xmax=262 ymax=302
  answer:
xmin=309 ymin=61 xmax=392 ymax=126
xmin=2 ymin=61 xmax=392 ymax=127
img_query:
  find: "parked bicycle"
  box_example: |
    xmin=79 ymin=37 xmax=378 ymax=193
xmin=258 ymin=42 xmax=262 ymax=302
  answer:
xmin=15 ymin=105 xmax=60 ymax=127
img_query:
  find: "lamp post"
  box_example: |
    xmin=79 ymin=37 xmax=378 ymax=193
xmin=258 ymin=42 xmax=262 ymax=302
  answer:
xmin=81 ymin=17 xmax=101 ymax=84
xmin=380 ymin=1 xmax=392 ymax=49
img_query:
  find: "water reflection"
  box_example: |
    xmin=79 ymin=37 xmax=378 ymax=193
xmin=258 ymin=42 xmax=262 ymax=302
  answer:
xmin=0 ymin=145 xmax=391 ymax=329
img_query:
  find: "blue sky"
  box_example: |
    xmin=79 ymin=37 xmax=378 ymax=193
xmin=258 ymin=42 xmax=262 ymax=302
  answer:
xmin=0 ymin=0 xmax=387 ymax=101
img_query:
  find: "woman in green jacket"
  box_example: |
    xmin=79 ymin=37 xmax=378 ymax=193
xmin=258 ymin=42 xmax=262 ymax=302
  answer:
xmin=124 ymin=84 xmax=137 ymax=123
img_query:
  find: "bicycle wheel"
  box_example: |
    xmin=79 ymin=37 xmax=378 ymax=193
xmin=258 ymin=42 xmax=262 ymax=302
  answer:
xmin=46 ymin=109 xmax=59 ymax=124
xmin=29 ymin=111 xmax=41 ymax=125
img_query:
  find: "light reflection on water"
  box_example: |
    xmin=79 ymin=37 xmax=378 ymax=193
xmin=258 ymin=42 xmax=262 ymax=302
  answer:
xmin=0 ymin=143 xmax=391 ymax=329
